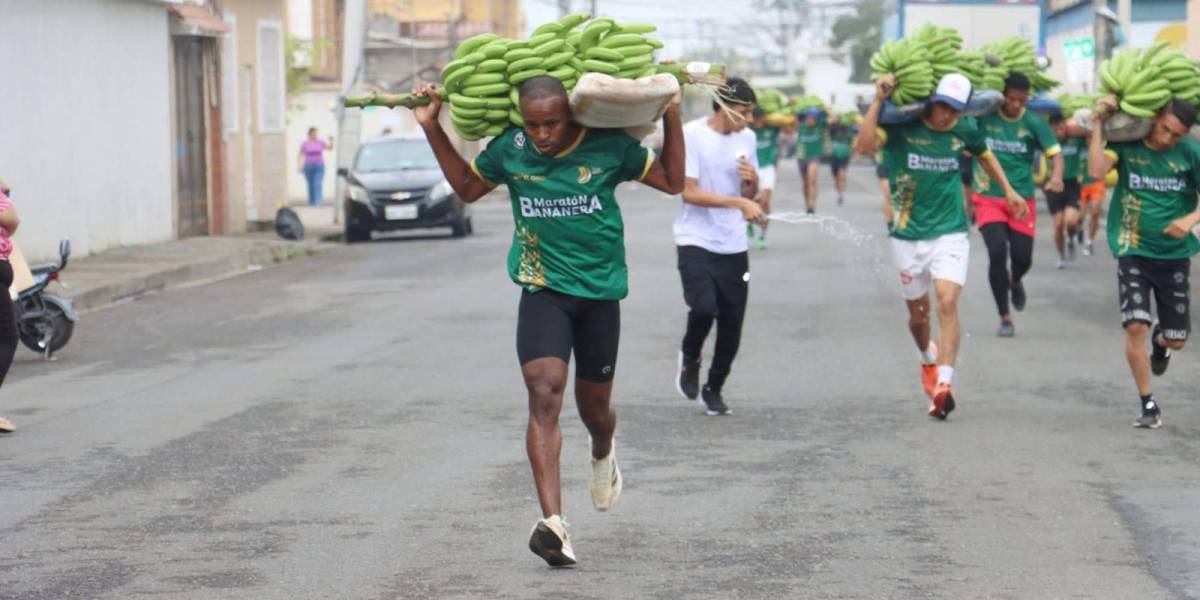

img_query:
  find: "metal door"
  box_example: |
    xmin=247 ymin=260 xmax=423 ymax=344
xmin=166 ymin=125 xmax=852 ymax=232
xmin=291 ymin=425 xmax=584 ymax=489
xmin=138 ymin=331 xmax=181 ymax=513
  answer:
xmin=174 ymin=37 xmax=210 ymax=237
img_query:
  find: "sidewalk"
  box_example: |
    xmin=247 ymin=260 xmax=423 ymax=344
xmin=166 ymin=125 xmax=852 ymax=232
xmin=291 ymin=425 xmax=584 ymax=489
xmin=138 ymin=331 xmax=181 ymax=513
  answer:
xmin=59 ymin=205 xmax=343 ymax=313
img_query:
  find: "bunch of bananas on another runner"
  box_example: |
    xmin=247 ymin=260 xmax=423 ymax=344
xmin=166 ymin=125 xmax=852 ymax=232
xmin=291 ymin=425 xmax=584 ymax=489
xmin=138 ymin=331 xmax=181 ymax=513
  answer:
xmin=756 ymin=88 xmax=796 ymax=126
xmin=1098 ymin=44 xmax=1200 ymax=118
xmin=977 ymin=36 xmax=1059 ymax=93
xmin=1057 ymin=93 xmax=1102 ymax=117
xmin=790 ymin=95 xmax=826 ymax=113
xmin=870 ymin=36 xmax=934 ymax=106
xmin=437 ymin=13 xmax=669 ymax=140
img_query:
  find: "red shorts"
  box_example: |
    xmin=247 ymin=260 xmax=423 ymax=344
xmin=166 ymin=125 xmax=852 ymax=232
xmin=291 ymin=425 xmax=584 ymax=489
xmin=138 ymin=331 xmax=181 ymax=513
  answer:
xmin=1080 ymin=180 xmax=1106 ymax=203
xmin=972 ymin=193 xmax=1037 ymax=237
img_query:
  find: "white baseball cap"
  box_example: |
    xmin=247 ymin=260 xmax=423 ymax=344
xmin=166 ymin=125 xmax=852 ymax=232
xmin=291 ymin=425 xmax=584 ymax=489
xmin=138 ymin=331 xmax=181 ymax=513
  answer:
xmin=929 ymin=73 xmax=972 ymax=111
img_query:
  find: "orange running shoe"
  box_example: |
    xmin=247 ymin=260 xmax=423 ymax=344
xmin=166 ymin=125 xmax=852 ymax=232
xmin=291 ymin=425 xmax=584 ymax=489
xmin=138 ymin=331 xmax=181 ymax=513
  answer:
xmin=920 ymin=343 xmax=938 ymax=400
xmin=930 ymin=383 xmax=956 ymax=420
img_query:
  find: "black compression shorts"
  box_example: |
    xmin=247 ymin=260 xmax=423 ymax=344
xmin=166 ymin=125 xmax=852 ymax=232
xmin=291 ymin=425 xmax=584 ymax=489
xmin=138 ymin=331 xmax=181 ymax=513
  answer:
xmin=516 ymin=288 xmax=620 ymax=382
xmin=1045 ymin=179 xmax=1081 ymax=214
xmin=1118 ymin=256 xmax=1191 ymax=340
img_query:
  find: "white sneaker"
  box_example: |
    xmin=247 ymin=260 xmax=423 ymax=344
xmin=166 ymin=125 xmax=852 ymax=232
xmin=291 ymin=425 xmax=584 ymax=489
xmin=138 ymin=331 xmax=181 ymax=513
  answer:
xmin=589 ymin=438 xmax=623 ymax=511
xmin=528 ymin=515 xmax=577 ymax=568
xmin=1056 ymin=258 xmax=1066 ymax=269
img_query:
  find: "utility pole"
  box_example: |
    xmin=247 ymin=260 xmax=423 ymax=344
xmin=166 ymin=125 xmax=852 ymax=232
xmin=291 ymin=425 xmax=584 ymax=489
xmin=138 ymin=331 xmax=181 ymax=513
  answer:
xmin=557 ymin=0 xmax=571 ymax=18
xmin=591 ymin=0 xmax=598 ymax=17
xmin=1093 ymin=0 xmax=1109 ymax=81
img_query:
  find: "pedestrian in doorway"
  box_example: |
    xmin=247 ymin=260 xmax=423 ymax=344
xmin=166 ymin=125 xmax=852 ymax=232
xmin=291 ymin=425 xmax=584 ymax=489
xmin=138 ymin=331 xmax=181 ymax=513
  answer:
xmin=0 ymin=181 xmax=20 ymax=434
xmin=298 ymin=127 xmax=334 ymax=206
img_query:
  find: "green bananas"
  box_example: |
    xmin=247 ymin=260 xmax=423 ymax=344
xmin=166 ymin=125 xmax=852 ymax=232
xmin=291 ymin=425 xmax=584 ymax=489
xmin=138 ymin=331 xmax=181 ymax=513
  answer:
xmin=976 ymin=36 xmax=1058 ymax=93
xmin=577 ymin=20 xmax=659 ymax=79
xmin=870 ymin=37 xmax=933 ymax=106
xmin=789 ymin=95 xmax=825 ymax=113
xmin=1057 ymin=93 xmax=1102 ymax=117
xmin=1098 ymin=44 xmax=1200 ymax=118
xmin=402 ymin=14 xmax=682 ymax=139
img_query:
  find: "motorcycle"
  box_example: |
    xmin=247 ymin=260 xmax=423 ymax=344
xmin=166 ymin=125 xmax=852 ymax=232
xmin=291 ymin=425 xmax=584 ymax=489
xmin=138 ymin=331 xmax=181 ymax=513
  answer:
xmin=13 ymin=239 xmax=77 ymax=359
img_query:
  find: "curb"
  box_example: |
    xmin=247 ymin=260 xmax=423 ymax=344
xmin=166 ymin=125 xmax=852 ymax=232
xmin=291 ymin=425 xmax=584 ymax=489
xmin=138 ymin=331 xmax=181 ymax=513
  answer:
xmin=68 ymin=237 xmax=342 ymax=313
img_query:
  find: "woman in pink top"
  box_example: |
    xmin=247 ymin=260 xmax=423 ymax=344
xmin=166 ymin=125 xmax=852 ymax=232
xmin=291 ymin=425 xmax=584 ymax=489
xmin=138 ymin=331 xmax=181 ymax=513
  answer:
xmin=298 ymin=127 xmax=334 ymax=206
xmin=0 ymin=182 xmax=20 ymax=433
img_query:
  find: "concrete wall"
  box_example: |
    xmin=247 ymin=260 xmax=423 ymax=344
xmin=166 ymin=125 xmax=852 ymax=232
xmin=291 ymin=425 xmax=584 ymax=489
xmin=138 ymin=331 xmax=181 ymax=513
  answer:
xmin=221 ymin=0 xmax=288 ymax=228
xmin=286 ymin=90 xmax=341 ymax=203
xmin=0 ymin=0 xmax=175 ymax=261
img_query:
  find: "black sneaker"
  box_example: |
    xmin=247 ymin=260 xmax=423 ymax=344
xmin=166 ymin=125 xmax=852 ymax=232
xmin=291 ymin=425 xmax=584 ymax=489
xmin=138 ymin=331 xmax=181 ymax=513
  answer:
xmin=806 ymin=208 xmax=815 ymax=215
xmin=1010 ymin=280 xmax=1027 ymax=312
xmin=1150 ymin=323 xmax=1171 ymax=376
xmin=997 ymin=321 xmax=1015 ymax=337
xmin=676 ymin=352 xmax=701 ymax=400
xmin=700 ymin=385 xmax=731 ymax=416
xmin=1134 ymin=399 xmax=1162 ymax=429
xmin=837 ymin=195 xmax=844 ymax=205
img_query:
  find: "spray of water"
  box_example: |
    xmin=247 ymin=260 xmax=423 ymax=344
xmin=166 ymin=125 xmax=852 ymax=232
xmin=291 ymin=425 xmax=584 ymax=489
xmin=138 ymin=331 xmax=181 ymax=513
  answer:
xmin=766 ymin=212 xmax=891 ymax=278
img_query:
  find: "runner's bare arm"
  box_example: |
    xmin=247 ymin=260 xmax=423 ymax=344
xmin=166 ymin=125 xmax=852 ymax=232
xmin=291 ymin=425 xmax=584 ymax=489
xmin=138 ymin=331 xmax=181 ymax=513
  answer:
xmin=854 ymin=75 xmax=894 ymax=155
xmin=412 ymin=83 xmax=496 ymax=204
xmin=639 ymin=94 xmax=685 ymax=194
xmin=1088 ymin=96 xmax=1117 ymax=180
xmin=976 ymin=152 xmax=1029 ymax=220
xmin=1045 ymin=152 xmax=1065 ymax=193
xmin=0 ymin=202 xmax=19 ymax=234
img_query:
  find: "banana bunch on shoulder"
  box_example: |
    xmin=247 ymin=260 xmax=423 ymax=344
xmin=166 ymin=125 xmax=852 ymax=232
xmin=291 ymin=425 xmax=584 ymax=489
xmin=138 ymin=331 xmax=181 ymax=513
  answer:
xmin=870 ymin=37 xmax=933 ymax=106
xmin=1098 ymin=44 xmax=1200 ymax=117
xmin=576 ymin=19 xmax=663 ymax=79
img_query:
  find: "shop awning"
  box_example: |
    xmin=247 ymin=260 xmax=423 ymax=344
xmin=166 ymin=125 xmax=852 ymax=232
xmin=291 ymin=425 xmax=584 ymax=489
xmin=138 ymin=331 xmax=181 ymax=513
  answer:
xmin=168 ymin=4 xmax=232 ymax=37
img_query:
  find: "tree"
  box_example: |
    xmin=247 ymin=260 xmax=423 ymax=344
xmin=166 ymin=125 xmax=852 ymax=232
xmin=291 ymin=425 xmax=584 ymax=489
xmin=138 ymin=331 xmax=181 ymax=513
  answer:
xmin=829 ymin=0 xmax=883 ymax=84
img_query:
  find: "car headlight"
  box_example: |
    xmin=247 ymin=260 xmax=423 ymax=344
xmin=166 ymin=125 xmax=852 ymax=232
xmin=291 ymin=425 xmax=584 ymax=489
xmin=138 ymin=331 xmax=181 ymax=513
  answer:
xmin=348 ymin=184 xmax=370 ymax=203
xmin=429 ymin=179 xmax=453 ymax=201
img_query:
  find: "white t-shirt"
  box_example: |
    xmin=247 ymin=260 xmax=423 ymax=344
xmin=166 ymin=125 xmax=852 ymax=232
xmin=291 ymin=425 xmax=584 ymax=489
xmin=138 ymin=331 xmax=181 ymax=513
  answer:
xmin=673 ymin=117 xmax=758 ymax=254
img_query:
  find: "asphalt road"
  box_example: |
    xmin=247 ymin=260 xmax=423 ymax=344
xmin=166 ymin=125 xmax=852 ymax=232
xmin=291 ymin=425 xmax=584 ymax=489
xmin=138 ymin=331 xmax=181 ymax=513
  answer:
xmin=2 ymin=163 xmax=1199 ymax=599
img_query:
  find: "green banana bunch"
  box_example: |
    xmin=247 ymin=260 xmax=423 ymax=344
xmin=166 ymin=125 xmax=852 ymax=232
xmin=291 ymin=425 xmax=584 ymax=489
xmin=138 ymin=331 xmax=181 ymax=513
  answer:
xmin=436 ymin=13 xmax=594 ymax=139
xmin=870 ymin=37 xmax=933 ymax=106
xmin=1057 ymin=93 xmax=1102 ymax=117
xmin=956 ymin=50 xmax=991 ymax=90
xmin=790 ymin=95 xmax=825 ymax=113
xmin=1097 ymin=44 xmax=1199 ymax=118
xmin=976 ymin=36 xmax=1056 ymax=93
xmin=912 ymin=24 xmax=963 ymax=83
xmin=577 ymin=19 xmax=661 ymax=80
xmin=756 ymin=88 xmax=789 ymax=115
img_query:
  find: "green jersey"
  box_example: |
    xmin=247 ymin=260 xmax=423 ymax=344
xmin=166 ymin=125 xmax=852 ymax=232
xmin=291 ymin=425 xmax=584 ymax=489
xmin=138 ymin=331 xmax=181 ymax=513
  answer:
xmin=1060 ymin=137 xmax=1085 ymax=182
xmin=472 ymin=127 xmax=654 ymax=300
xmin=1105 ymin=138 xmax=1200 ymax=260
xmin=754 ymin=126 xmax=779 ymax=167
xmin=882 ymin=117 xmax=990 ymax=240
xmin=829 ymin=124 xmax=853 ymax=159
xmin=795 ymin=119 xmax=826 ymax=160
xmin=972 ymin=108 xmax=1061 ymax=198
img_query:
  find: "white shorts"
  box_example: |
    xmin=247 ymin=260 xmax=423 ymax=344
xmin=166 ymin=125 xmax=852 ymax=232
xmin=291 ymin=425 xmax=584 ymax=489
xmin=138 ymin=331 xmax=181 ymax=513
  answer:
xmin=757 ymin=165 xmax=776 ymax=192
xmin=890 ymin=232 xmax=970 ymax=300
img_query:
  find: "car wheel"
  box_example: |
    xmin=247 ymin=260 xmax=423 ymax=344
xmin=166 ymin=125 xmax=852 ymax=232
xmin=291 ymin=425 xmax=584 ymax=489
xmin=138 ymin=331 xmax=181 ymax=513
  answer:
xmin=345 ymin=223 xmax=371 ymax=243
xmin=450 ymin=214 xmax=470 ymax=238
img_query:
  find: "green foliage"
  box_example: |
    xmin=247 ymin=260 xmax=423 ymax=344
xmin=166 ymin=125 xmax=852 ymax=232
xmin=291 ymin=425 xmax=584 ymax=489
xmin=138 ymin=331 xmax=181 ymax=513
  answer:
xmin=829 ymin=0 xmax=883 ymax=84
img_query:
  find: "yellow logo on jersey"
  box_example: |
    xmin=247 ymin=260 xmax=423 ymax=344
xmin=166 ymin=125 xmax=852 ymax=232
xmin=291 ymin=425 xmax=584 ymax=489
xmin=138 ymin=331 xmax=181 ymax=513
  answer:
xmin=577 ymin=166 xmax=592 ymax=184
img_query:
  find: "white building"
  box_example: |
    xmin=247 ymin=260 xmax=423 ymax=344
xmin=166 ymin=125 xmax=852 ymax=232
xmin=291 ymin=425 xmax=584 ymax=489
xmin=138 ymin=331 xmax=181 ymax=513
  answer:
xmin=0 ymin=0 xmax=179 ymax=261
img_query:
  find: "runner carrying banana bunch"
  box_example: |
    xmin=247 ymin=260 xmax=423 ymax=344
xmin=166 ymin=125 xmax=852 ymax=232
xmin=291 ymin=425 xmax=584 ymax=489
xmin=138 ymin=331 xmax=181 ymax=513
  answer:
xmin=1088 ymin=94 xmax=1200 ymax=430
xmin=855 ymin=73 xmax=1027 ymax=421
xmin=412 ymin=74 xmax=685 ymax=567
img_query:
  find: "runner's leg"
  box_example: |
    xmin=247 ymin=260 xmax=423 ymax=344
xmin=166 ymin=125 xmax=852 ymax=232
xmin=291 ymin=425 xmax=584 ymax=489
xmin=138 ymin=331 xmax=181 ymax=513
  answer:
xmin=572 ymin=299 xmax=620 ymax=459
xmin=517 ymin=291 xmax=576 ymax=518
xmin=707 ymin=252 xmax=750 ymax=391
xmin=933 ymin=279 xmax=963 ymax=367
xmin=979 ymin=222 xmax=1012 ymax=319
xmin=679 ymin=246 xmax=718 ymax=363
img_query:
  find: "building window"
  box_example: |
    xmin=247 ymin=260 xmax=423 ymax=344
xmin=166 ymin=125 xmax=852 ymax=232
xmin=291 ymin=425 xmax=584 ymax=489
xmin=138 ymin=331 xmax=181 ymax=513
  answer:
xmin=221 ymin=13 xmax=238 ymax=134
xmin=257 ymin=19 xmax=285 ymax=133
